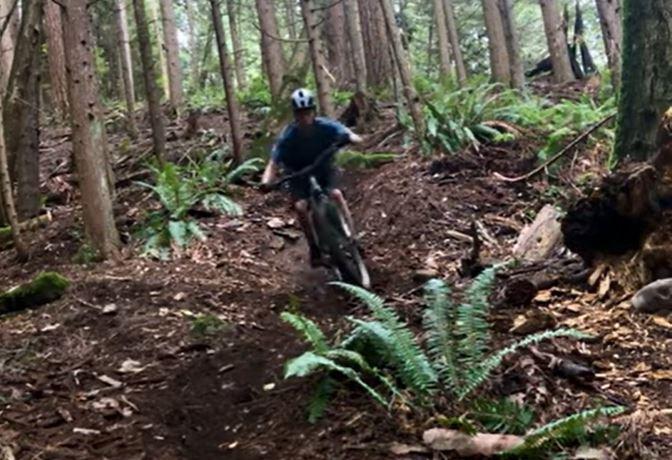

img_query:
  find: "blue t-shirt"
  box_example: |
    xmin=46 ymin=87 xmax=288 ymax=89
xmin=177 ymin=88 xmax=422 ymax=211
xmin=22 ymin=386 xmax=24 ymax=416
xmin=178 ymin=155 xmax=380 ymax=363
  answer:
xmin=271 ymin=117 xmax=349 ymax=172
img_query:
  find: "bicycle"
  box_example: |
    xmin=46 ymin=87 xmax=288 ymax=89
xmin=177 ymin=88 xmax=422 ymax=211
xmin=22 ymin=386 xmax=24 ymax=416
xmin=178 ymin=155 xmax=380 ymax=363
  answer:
xmin=265 ymin=143 xmax=371 ymax=289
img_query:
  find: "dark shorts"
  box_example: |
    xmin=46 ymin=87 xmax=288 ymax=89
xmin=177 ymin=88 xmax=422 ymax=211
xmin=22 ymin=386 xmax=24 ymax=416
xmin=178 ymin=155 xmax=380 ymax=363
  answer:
xmin=287 ymin=166 xmax=338 ymax=201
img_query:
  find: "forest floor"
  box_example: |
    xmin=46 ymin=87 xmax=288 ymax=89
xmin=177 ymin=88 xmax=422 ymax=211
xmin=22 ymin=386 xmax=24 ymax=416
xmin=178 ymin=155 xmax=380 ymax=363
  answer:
xmin=1 ymin=102 xmax=671 ymax=459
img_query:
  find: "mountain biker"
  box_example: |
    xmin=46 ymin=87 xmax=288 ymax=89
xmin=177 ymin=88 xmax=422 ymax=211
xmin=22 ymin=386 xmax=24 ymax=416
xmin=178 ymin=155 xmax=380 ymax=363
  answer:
xmin=261 ymin=88 xmax=363 ymax=267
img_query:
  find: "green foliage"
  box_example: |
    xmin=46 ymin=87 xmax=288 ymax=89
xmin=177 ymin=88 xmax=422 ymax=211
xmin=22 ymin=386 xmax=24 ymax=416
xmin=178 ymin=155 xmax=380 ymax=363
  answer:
xmin=190 ymin=314 xmax=229 ymax=338
xmin=307 ymin=377 xmax=336 ymax=424
xmin=0 ymin=272 xmax=69 ymax=315
xmin=281 ymin=312 xmax=328 ymax=354
xmin=333 ymin=89 xmax=354 ymax=107
xmin=73 ymin=243 xmax=102 ymax=265
xmin=137 ymin=157 xmax=262 ymax=258
xmin=469 ymin=398 xmax=535 ymax=435
xmin=335 ymin=151 xmax=397 ymax=169
xmin=187 ymin=85 xmax=225 ymax=111
xmin=238 ymin=75 xmax=272 ymax=112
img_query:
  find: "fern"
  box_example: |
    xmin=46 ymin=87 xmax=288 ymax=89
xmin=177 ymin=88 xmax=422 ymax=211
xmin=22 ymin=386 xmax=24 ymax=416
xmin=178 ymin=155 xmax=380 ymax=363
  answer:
xmin=422 ymin=279 xmax=459 ymax=391
xmin=334 ymin=282 xmax=438 ymax=395
xmin=458 ymin=328 xmax=590 ymax=400
xmin=281 ymin=312 xmax=329 ymax=353
xmin=307 ymin=377 xmax=335 ymax=423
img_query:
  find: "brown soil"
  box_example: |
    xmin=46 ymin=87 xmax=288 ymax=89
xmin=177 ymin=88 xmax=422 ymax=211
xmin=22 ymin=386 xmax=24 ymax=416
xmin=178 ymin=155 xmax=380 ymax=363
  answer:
xmin=1 ymin=110 xmax=670 ymax=459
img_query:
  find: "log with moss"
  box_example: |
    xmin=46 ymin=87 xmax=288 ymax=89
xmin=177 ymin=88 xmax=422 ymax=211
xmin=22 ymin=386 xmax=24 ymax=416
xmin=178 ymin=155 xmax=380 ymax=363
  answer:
xmin=0 ymin=272 xmax=70 ymax=315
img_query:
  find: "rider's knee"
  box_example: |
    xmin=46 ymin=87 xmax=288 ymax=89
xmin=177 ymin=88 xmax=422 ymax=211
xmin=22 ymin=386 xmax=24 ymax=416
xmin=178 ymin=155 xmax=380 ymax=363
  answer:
xmin=295 ymin=199 xmax=309 ymax=214
xmin=330 ymin=188 xmax=344 ymax=202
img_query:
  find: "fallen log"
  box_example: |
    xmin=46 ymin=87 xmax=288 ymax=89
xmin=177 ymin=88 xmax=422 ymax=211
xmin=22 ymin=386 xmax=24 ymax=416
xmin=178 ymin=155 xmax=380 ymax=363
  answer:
xmin=1 ymin=272 xmax=69 ymax=316
xmin=0 ymin=213 xmax=52 ymax=250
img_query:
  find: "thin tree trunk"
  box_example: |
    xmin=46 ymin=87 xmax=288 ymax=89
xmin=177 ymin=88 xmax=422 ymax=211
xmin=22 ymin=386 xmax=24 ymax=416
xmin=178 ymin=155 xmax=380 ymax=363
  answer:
xmin=147 ymin=0 xmax=169 ymax=98
xmin=285 ymin=0 xmax=298 ymax=39
xmin=301 ymin=0 xmax=334 ymax=117
xmin=0 ymin=94 xmax=27 ymax=258
xmin=159 ymin=0 xmax=183 ymax=112
xmin=433 ymin=0 xmax=452 ymax=77
xmin=133 ymin=0 xmax=166 ymax=162
xmin=4 ymin=0 xmax=43 ymax=220
xmin=185 ymin=0 xmax=199 ymax=89
xmin=255 ymin=0 xmax=286 ymax=101
xmin=226 ymin=0 xmax=247 ymax=91
xmin=61 ymin=0 xmax=120 ymax=259
xmin=324 ymin=0 xmax=348 ymax=85
xmin=539 ymin=0 xmax=574 ymax=83
xmin=43 ymin=0 xmax=69 ymax=120
xmin=614 ymin=0 xmax=672 ymax=161
xmin=114 ymin=0 xmax=138 ymax=138
xmin=359 ymin=0 xmax=393 ymax=88
xmin=481 ymin=0 xmax=510 ymax=85
xmin=443 ymin=0 xmax=467 ymax=85
xmin=0 ymin=0 xmax=19 ymax=94
xmin=209 ymin=0 xmax=243 ymax=165
xmin=595 ymin=0 xmax=622 ymax=90
xmin=344 ymin=0 xmax=367 ymax=93
xmin=379 ymin=0 xmax=424 ymax=138
xmin=499 ymin=0 xmax=524 ymax=89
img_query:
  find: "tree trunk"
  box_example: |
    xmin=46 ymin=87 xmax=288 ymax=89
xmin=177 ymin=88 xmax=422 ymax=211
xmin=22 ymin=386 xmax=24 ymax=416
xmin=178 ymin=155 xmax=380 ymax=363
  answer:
xmin=443 ymin=0 xmax=467 ymax=86
xmin=133 ymin=0 xmax=167 ymax=162
xmin=379 ymin=0 xmax=424 ymax=138
xmin=301 ymin=0 xmax=335 ymax=117
xmin=359 ymin=0 xmax=393 ymax=88
xmin=324 ymin=0 xmax=348 ymax=85
xmin=433 ymin=0 xmax=452 ymax=77
xmin=114 ymin=0 xmax=138 ymax=138
xmin=0 ymin=0 xmax=19 ymax=94
xmin=209 ymin=0 xmax=243 ymax=165
xmin=43 ymin=1 xmax=69 ymax=120
xmin=614 ymin=0 xmax=672 ymax=161
xmin=481 ymin=0 xmax=510 ymax=85
xmin=147 ymin=0 xmax=169 ymax=98
xmin=0 ymin=94 xmax=27 ymax=258
xmin=4 ymin=0 xmax=43 ymax=220
xmin=226 ymin=0 xmax=247 ymax=91
xmin=539 ymin=0 xmax=575 ymax=83
xmin=255 ymin=0 xmax=286 ymax=101
xmin=595 ymin=0 xmax=622 ymax=90
xmin=285 ymin=0 xmax=298 ymax=39
xmin=184 ymin=0 xmax=199 ymax=89
xmin=159 ymin=0 xmax=183 ymax=112
xmin=344 ymin=0 xmax=367 ymax=93
xmin=61 ymin=0 xmax=120 ymax=259
xmin=499 ymin=0 xmax=524 ymax=89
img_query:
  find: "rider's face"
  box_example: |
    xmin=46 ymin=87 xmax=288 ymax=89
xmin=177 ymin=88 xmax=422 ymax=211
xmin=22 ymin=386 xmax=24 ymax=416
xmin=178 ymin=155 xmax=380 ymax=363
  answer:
xmin=294 ymin=109 xmax=315 ymax=129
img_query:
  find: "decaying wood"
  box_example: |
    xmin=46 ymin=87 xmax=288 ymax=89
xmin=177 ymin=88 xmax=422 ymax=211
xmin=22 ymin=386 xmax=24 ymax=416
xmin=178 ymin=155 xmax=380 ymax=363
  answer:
xmin=513 ymin=204 xmax=563 ymax=262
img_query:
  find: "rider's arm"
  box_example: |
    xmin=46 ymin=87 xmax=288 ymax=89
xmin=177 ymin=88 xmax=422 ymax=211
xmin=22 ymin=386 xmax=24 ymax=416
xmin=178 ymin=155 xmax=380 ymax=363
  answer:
xmin=346 ymin=128 xmax=363 ymax=144
xmin=261 ymin=159 xmax=279 ymax=185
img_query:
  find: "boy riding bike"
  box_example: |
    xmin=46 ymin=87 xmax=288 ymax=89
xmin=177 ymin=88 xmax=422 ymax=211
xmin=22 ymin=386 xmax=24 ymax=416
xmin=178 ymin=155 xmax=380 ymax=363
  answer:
xmin=261 ymin=88 xmax=363 ymax=268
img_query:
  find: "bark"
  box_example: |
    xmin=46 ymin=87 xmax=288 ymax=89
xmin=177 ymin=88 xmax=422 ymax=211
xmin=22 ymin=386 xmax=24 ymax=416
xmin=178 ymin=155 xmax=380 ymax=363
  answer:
xmin=443 ymin=0 xmax=467 ymax=85
xmin=539 ymin=0 xmax=574 ymax=83
xmin=61 ymin=0 xmax=120 ymax=259
xmin=185 ymin=0 xmax=199 ymax=88
xmin=0 ymin=91 xmax=27 ymax=258
xmin=595 ymin=0 xmax=622 ymax=89
xmin=255 ymin=0 xmax=286 ymax=101
xmin=614 ymin=0 xmax=672 ymax=161
xmin=324 ymin=0 xmax=348 ymax=85
xmin=226 ymin=0 xmax=247 ymax=91
xmin=209 ymin=0 xmax=243 ymax=165
xmin=113 ymin=0 xmax=138 ymax=138
xmin=499 ymin=0 xmax=524 ymax=89
xmin=379 ymin=0 xmax=424 ymax=138
xmin=433 ymin=0 xmax=452 ymax=77
xmin=285 ymin=0 xmax=298 ymax=39
xmin=358 ymin=0 xmax=393 ymax=88
xmin=0 ymin=0 xmax=19 ymax=94
xmin=481 ymin=0 xmax=510 ymax=85
xmin=4 ymin=0 xmax=43 ymax=220
xmin=147 ymin=0 xmax=169 ymax=98
xmin=159 ymin=0 xmax=183 ymax=111
xmin=344 ymin=0 xmax=367 ymax=93
xmin=43 ymin=1 xmax=68 ymax=119
xmin=133 ymin=0 xmax=167 ymax=161
xmin=301 ymin=0 xmax=334 ymax=117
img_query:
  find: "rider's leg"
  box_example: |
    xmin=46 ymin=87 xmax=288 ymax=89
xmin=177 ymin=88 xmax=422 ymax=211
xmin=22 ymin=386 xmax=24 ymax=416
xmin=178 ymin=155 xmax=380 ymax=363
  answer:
xmin=295 ymin=199 xmax=323 ymax=266
xmin=329 ymin=188 xmax=356 ymax=235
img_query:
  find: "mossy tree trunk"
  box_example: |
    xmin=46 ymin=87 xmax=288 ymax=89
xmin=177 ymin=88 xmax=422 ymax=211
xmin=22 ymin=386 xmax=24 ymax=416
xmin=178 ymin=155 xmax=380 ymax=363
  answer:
xmin=614 ymin=0 xmax=672 ymax=161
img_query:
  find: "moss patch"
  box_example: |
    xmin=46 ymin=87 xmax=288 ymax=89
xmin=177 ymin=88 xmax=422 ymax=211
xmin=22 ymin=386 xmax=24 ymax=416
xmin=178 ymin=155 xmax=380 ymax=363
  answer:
xmin=1 ymin=272 xmax=70 ymax=315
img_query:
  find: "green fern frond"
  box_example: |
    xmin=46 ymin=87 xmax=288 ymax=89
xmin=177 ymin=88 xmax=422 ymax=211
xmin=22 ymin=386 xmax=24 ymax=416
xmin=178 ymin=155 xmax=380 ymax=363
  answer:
xmin=284 ymin=351 xmax=388 ymax=406
xmin=281 ymin=312 xmax=329 ymax=354
xmin=456 ymin=267 xmax=497 ymax=377
xmin=458 ymin=328 xmax=590 ymax=400
xmin=201 ymin=193 xmax=243 ymax=216
xmin=422 ymin=279 xmax=459 ymax=391
xmin=225 ymin=158 xmax=264 ymax=184
xmin=335 ymin=283 xmax=438 ymax=395
xmin=516 ymin=406 xmax=625 ymax=452
xmin=307 ymin=377 xmax=335 ymax=423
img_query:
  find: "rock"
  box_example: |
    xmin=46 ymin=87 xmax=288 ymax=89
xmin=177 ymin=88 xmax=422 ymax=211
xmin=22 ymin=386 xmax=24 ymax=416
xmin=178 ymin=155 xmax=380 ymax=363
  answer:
xmin=102 ymin=304 xmax=118 ymax=315
xmin=413 ymin=269 xmax=439 ymax=283
xmin=632 ymin=278 xmax=672 ymax=313
xmin=0 ymin=272 xmax=69 ymax=316
xmin=266 ymin=218 xmax=286 ymax=229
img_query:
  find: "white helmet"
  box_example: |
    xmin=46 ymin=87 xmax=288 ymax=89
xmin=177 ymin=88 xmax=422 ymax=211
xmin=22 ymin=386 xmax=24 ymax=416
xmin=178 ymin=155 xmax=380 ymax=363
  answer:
xmin=291 ymin=88 xmax=316 ymax=111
